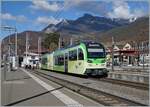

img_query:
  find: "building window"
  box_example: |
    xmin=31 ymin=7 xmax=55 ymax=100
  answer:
xmin=78 ymin=48 xmax=84 ymax=60
xmin=69 ymin=50 xmax=77 ymax=61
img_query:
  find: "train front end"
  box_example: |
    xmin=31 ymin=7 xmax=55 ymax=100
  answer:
xmin=83 ymin=42 xmax=109 ymax=77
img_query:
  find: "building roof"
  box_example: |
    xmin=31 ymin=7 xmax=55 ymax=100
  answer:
xmin=23 ymin=52 xmax=39 ymax=56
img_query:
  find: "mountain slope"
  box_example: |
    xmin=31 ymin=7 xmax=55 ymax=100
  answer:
xmin=97 ymin=17 xmax=149 ymax=46
xmin=43 ymin=13 xmax=130 ymax=35
xmin=2 ymin=31 xmax=45 ymax=56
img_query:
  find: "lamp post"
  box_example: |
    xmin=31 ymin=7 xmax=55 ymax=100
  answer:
xmin=1 ymin=26 xmax=18 ymax=70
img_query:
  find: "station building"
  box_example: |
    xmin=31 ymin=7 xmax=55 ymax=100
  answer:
xmin=106 ymin=41 xmax=149 ymax=66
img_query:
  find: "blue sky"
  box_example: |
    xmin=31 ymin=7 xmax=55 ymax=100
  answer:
xmin=1 ymin=0 xmax=149 ymax=39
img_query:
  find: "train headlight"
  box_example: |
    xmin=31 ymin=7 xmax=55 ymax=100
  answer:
xmin=101 ymin=63 xmax=106 ymax=66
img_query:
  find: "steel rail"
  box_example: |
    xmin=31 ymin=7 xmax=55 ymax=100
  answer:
xmin=92 ymin=78 xmax=149 ymax=90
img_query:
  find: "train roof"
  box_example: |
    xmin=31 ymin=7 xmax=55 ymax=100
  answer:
xmin=54 ymin=43 xmax=81 ymax=52
xmin=55 ymin=41 xmax=104 ymax=51
xmin=42 ymin=51 xmax=54 ymax=55
xmin=42 ymin=41 xmax=105 ymax=55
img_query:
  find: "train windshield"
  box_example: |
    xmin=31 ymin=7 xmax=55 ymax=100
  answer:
xmin=86 ymin=43 xmax=105 ymax=58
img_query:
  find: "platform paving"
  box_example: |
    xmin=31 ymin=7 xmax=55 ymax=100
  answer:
xmin=107 ymin=66 xmax=149 ymax=72
xmin=1 ymin=68 xmax=101 ymax=106
xmin=107 ymin=66 xmax=149 ymax=84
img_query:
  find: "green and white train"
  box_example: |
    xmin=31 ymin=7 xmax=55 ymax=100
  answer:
xmin=41 ymin=41 xmax=109 ymax=76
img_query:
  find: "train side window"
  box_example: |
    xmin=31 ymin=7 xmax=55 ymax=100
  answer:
xmin=69 ymin=51 xmax=72 ymax=60
xmin=58 ymin=55 xmax=64 ymax=65
xmin=54 ymin=56 xmax=58 ymax=65
xmin=42 ymin=57 xmax=47 ymax=65
xmin=69 ymin=50 xmax=77 ymax=61
xmin=78 ymin=48 xmax=84 ymax=60
xmin=55 ymin=55 xmax=64 ymax=65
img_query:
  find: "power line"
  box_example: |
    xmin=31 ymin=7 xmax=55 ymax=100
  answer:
xmin=54 ymin=2 xmax=65 ymax=20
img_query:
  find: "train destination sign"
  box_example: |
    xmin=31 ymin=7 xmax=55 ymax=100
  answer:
xmin=88 ymin=44 xmax=100 ymax=47
xmin=88 ymin=48 xmax=104 ymax=52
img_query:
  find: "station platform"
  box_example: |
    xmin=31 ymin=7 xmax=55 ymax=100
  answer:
xmin=35 ymin=69 xmax=149 ymax=105
xmin=107 ymin=66 xmax=149 ymax=84
xmin=1 ymin=67 xmax=100 ymax=106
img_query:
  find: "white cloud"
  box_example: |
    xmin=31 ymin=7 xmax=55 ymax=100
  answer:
xmin=16 ymin=15 xmax=27 ymax=22
xmin=64 ymin=0 xmax=107 ymax=15
xmin=1 ymin=13 xmax=16 ymax=20
xmin=108 ymin=1 xmax=145 ymax=19
xmin=36 ymin=16 xmax=62 ymax=25
xmin=31 ymin=0 xmax=61 ymax=12
xmin=64 ymin=0 xmax=81 ymax=9
xmin=1 ymin=13 xmax=27 ymax=22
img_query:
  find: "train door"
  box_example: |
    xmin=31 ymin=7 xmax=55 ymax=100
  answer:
xmin=64 ymin=53 xmax=68 ymax=73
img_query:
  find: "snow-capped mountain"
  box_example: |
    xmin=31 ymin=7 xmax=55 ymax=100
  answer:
xmin=43 ymin=13 xmax=133 ymax=35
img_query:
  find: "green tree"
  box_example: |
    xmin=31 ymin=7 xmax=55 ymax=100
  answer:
xmin=43 ymin=32 xmax=60 ymax=51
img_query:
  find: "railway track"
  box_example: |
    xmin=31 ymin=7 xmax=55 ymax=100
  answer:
xmin=92 ymin=78 xmax=149 ymax=90
xmin=32 ymin=70 xmax=147 ymax=106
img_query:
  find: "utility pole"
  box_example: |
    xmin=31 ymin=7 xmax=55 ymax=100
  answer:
xmin=8 ymin=30 xmax=11 ymax=72
xmin=8 ymin=30 xmax=11 ymax=58
xmin=58 ymin=37 xmax=61 ymax=49
xmin=112 ymin=36 xmax=115 ymax=71
xmin=1 ymin=25 xmax=18 ymax=80
xmin=38 ymin=37 xmax=41 ymax=56
xmin=15 ymin=28 xmax=17 ymax=58
xmin=61 ymin=37 xmax=64 ymax=48
xmin=26 ymin=32 xmax=28 ymax=66
xmin=70 ymin=37 xmax=73 ymax=46
xmin=15 ymin=27 xmax=18 ymax=69
xmin=38 ymin=37 xmax=41 ymax=69
xmin=142 ymin=42 xmax=144 ymax=70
